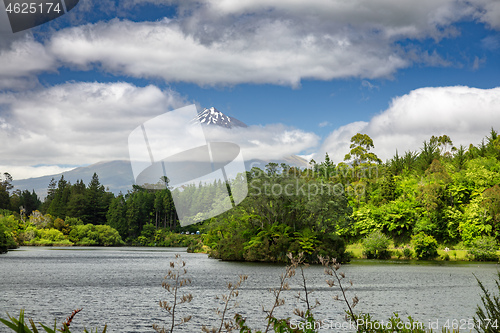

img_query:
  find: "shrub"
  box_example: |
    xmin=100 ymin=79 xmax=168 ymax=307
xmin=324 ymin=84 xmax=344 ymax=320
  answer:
xmin=468 ymin=236 xmax=498 ymax=261
xmin=403 ymin=248 xmax=413 ymax=259
xmin=0 ymin=220 xmax=17 ymax=253
xmin=362 ymin=230 xmax=391 ymax=259
xmin=69 ymin=224 xmax=124 ymax=246
xmin=411 ymin=232 xmax=438 ymax=260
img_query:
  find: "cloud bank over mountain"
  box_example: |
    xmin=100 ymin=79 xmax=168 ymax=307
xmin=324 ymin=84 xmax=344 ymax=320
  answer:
xmin=0 ymin=82 xmax=320 ymax=179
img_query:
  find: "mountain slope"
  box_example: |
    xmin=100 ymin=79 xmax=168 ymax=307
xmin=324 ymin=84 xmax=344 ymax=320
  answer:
xmin=13 ymin=108 xmax=309 ymax=197
xmin=12 ymin=156 xmax=309 ymax=199
xmin=196 ymin=107 xmax=247 ymax=128
xmin=12 ymin=160 xmax=134 ymax=198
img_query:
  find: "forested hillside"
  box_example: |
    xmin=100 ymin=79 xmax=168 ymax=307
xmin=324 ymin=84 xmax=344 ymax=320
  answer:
xmin=1 ymin=129 xmax=499 ymax=261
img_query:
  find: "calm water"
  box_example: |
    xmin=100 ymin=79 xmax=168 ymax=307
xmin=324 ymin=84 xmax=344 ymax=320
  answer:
xmin=0 ymin=247 xmax=498 ymax=332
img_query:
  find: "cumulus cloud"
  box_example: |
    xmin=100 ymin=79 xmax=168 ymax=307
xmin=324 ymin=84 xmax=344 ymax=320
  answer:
xmin=317 ymin=86 xmax=500 ymax=163
xmin=1 ymin=0 xmax=498 ymax=87
xmin=203 ymin=124 xmax=320 ymax=161
xmin=0 ymin=82 xmax=319 ymax=179
xmin=0 ymin=35 xmax=55 ymax=89
xmin=0 ymin=82 xmax=188 ymax=174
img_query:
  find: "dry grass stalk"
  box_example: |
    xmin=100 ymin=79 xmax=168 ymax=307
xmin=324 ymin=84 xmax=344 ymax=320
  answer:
xmin=202 ymin=274 xmax=248 ymax=333
xmin=153 ymin=254 xmax=193 ymax=333
xmin=319 ymin=255 xmax=359 ymax=324
xmin=259 ymin=252 xmax=297 ymax=333
xmin=291 ymin=252 xmax=321 ymax=319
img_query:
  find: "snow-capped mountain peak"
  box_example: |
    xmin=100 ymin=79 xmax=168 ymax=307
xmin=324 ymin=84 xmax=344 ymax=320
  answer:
xmin=196 ymin=107 xmax=247 ymax=128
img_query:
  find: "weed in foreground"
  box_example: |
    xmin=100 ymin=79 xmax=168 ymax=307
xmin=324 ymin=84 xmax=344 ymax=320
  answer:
xmin=0 ymin=308 xmax=106 ymax=333
xmin=202 ymin=274 xmax=248 ymax=333
xmin=153 ymin=253 xmax=193 ymax=333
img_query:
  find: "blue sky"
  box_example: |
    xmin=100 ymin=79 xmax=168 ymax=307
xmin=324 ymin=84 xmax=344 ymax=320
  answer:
xmin=1 ymin=0 xmax=500 ymax=179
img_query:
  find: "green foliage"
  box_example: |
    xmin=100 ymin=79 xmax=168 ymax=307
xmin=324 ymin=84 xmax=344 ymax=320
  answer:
xmin=0 ymin=309 xmax=106 ymax=333
xmin=2 ymin=129 xmax=500 ymax=257
xmin=69 ymin=224 xmax=124 ymax=246
xmin=0 ymin=217 xmax=17 ymax=253
xmin=468 ymin=236 xmax=498 ymax=261
xmin=411 ymin=232 xmax=438 ymax=260
xmin=28 ymin=228 xmax=69 ymax=246
xmin=380 ymin=172 xmax=397 ymax=202
xmin=0 ymin=212 xmax=125 ymax=247
xmin=460 ymin=197 xmax=492 ymax=246
xmin=362 ymin=230 xmax=391 ymax=259
xmin=204 ymin=165 xmax=352 ymax=263
xmin=474 ymin=272 xmax=500 ymax=333
xmin=0 ymin=172 xmax=13 ymax=210
xmin=354 ymin=312 xmax=429 ymax=333
xmin=344 ymin=133 xmax=382 ymax=167
xmin=403 ymin=248 xmax=413 ymax=259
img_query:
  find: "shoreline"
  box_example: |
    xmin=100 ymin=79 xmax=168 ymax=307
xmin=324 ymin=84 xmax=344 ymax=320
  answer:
xmin=6 ymin=246 xmax=500 ymax=266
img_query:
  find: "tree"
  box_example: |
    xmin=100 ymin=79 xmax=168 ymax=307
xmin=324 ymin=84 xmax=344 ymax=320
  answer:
xmin=486 ymin=128 xmax=500 ymax=160
xmin=418 ymin=140 xmax=440 ymax=171
xmin=362 ymin=230 xmax=391 ymax=259
xmin=380 ymin=171 xmax=397 ymax=202
xmin=17 ymin=190 xmax=41 ymax=216
xmin=483 ymin=185 xmax=500 ymax=232
xmin=46 ymin=176 xmax=71 ymax=218
xmin=389 ymin=150 xmax=404 ymax=175
xmin=453 ymin=145 xmax=468 ymax=171
xmin=265 ymin=163 xmax=279 ymax=177
xmin=430 ymin=134 xmax=453 ymax=156
xmin=411 ymin=232 xmax=438 ymax=260
xmin=319 ymin=153 xmax=336 ymax=179
xmin=106 ymin=194 xmax=128 ymax=238
xmin=344 ymin=133 xmax=381 ymax=167
xmin=0 ymin=173 xmax=13 ymax=210
xmin=67 ymin=179 xmax=87 ymax=218
xmin=83 ymin=173 xmax=110 ymax=225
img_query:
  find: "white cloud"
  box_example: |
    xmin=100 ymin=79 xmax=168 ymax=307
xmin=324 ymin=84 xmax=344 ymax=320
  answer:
xmin=2 ymin=0 xmax=498 ymax=87
xmin=0 ymin=82 xmax=188 ymax=175
xmin=470 ymin=0 xmax=500 ymax=30
xmin=0 ymin=35 xmax=55 ymax=89
xmin=45 ymin=19 xmax=408 ymax=87
xmin=317 ymin=121 xmax=368 ymax=163
xmin=319 ymin=121 xmax=331 ymax=128
xmin=203 ymin=124 xmax=320 ymax=161
xmin=318 ymin=86 xmax=500 ymax=163
xmin=201 ymin=0 xmax=471 ymax=39
xmin=0 ymin=82 xmax=320 ymax=179
xmin=0 ymin=165 xmax=76 ymax=180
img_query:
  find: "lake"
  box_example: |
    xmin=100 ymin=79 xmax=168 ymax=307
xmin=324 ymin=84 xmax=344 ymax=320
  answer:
xmin=0 ymin=247 xmax=498 ymax=332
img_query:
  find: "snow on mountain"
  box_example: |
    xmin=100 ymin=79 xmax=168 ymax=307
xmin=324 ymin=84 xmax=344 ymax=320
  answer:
xmin=196 ymin=107 xmax=247 ymax=128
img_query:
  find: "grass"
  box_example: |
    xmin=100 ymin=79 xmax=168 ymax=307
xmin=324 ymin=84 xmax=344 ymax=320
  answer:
xmin=346 ymin=243 xmax=496 ymax=261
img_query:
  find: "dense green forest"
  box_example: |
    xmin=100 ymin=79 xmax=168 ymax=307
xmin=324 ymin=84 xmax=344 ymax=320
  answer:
xmin=1 ymin=129 xmax=499 ymax=261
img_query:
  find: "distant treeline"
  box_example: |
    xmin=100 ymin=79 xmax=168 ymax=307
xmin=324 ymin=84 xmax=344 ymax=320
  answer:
xmin=1 ymin=129 xmax=500 ymax=260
